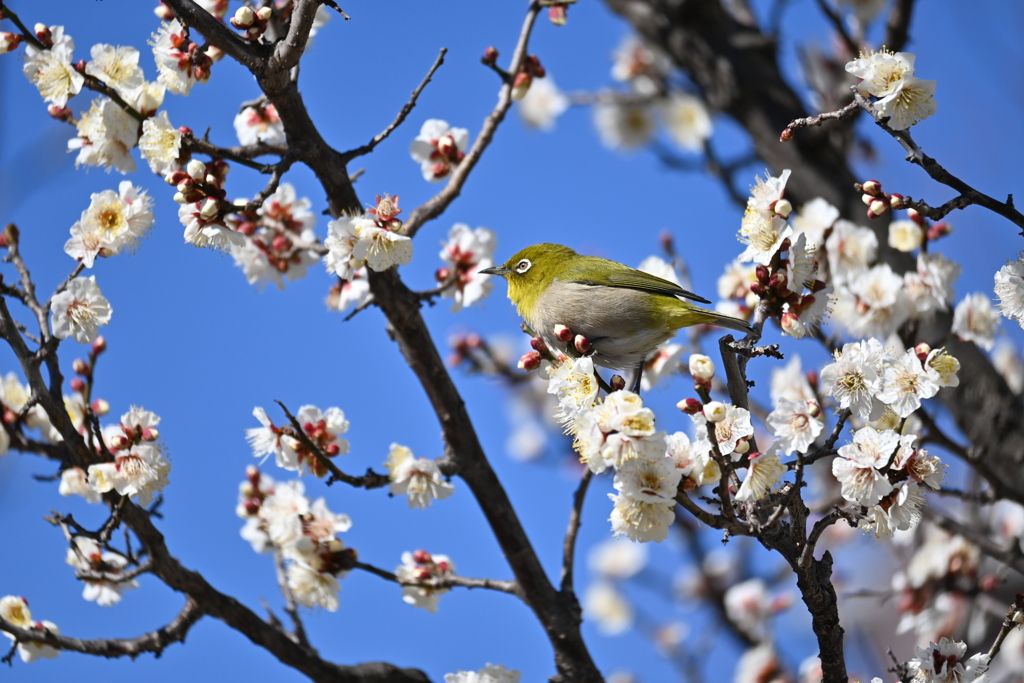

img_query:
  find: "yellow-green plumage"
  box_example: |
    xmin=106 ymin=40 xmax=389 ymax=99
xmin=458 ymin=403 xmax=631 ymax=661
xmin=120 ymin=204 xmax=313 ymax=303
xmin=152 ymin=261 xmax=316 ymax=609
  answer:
xmin=482 ymin=243 xmax=752 ymax=372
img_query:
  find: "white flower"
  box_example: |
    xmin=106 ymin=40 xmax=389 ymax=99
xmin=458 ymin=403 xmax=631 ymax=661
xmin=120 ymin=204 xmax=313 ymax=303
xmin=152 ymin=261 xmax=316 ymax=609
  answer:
xmin=994 ymin=257 xmax=1024 ymax=327
xmin=439 ymin=223 xmax=497 ymax=311
xmin=444 ymin=664 xmax=522 ymax=683
xmin=88 ymin=443 xmax=170 ymax=506
xmin=832 ymin=427 xmax=899 ymax=506
xmin=65 ymin=537 xmax=139 ymax=606
xmin=246 ymin=406 xmax=300 ymax=471
xmin=638 ymin=255 xmax=680 ymax=284
xmin=896 ymin=446 xmax=945 ymax=490
xmin=724 ymin=578 xmax=772 ymax=635
xmin=770 ymin=356 xmax=815 ymax=405
xmin=659 ymin=94 xmax=712 ymax=152
xmin=846 ymin=51 xmax=937 ymax=130
xmin=409 ymin=119 xmax=468 ymax=182
xmin=287 ymin=562 xmax=341 ymax=611
xmin=587 ymin=538 xmax=648 ymax=579
xmin=993 ymin=341 xmax=1024 ymax=393
xmin=385 ymin=444 xmax=454 ymax=508
xmin=786 ymin=234 xmax=819 ymax=294
xmin=260 ymin=480 xmax=309 ymax=549
xmin=611 ymin=34 xmax=669 ymax=91
xmin=234 ymin=103 xmax=285 ymax=145
xmin=59 ymin=467 xmax=102 ymax=503
xmin=51 ymin=276 xmax=112 ymax=343
xmin=8 ymin=621 xmax=60 ymax=663
xmin=877 ymin=75 xmax=937 ymax=130
xmin=85 ymin=44 xmax=144 ymax=100
xmin=737 ymin=209 xmax=792 ymax=266
xmin=877 ymin=349 xmax=940 ymax=418
xmin=327 ymin=269 xmax=371 ymax=313
xmin=906 ymin=638 xmax=989 ymax=683
xmin=691 ymin=405 xmax=753 ymax=456
xmin=323 ymin=216 xmax=367 ymax=280
xmin=23 ymin=26 xmax=84 ymax=107
xmin=923 ymin=348 xmax=960 ymax=389
xmin=546 ymin=356 xmax=600 ymax=432
xmin=904 ymin=252 xmax=961 ymax=317
xmin=179 ymin=202 xmax=245 ymax=252
xmin=825 ymin=219 xmax=877 ymax=283
xmin=395 ymin=551 xmax=454 ymax=613
xmin=65 ymin=182 xmax=154 ymax=267
xmin=67 ymin=97 xmax=139 ymax=173
xmin=747 ymin=169 xmax=791 ymax=217
xmin=0 ymin=596 xmax=32 ymax=627
xmin=888 ymin=219 xmax=924 ymax=252
xmin=862 ymin=480 xmax=924 ymax=537
xmin=583 ymin=581 xmax=633 ymax=635
xmin=640 ymin=343 xmax=685 ymax=391
xmin=766 ymin=398 xmax=822 ymax=455
xmin=574 ymin=391 xmax=663 ymax=473
xmin=150 ymin=21 xmax=199 ymax=95
xmin=735 ymin=645 xmax=783 ymax=683
xmin=734 ymin=445 xmax=786 ymax=502
xmin=791 ymin=197 xmax=838 ymax=249
xmin=594 ymin=102 xmax=655 ymax=150
xmin=138 ymin=111 xmax=182 ymax=175
xmin=833 ymin=264 xmax=911 ymax=339
xmin=609 ymin=454 xmax=682 ymax=543
xmin=666 ymin=430 xmax=718 ymax=486
xmin=354 ymin=224 xmax=413 ymax=272
xmin=951 ymin=292 xmax=1000 ymax=351
xmin=518 ymin=75 xmax=569 ymax=131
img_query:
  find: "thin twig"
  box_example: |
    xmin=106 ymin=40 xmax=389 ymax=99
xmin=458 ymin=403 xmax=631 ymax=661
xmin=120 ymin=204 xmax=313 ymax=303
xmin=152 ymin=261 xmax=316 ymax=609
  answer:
xmin=560 ymin=469 xmax=592 ymax=594
xmin=352 ymin=561 xmax=520 ymax=595
xmin=272 ymin=548 xmax=314 ymax=651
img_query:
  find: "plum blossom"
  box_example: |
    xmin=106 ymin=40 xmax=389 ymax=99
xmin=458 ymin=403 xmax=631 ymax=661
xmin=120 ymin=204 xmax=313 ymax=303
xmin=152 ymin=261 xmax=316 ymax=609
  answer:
xmin=994 ymin=257 xmax=1024 ymax=328
xmin=65 ymin=182 xmax=154 ymax=266
xmin=85 ymin=44 xmax=144 ymax=100
xmin=574 ymin=391 xmax=665 ymax=473
xmin=846 ymin=50 xmax=936 ymax=130
xmin=150 ymin=20 xmax=210 ymax=95
xmin=234 ymin=102 xmax=285 ymax=145
xmin=791 ymin=197 xmax=838 ymax=248
xmin=438 ymin=223 xmax=496 ymax=311
xmin=65 ymin=537 xmax=139 ymax=606
xmin=23 ymin=26 xmax=83 ymax=107
xmin=385 ymin=444 xmax=454 ymax=508
xmin=246 ymin=406 xmax=300 ymax=471
xmin=179 ymin=200 xmax=246 ymax=252
xmin=734 ymin=445 xmax=786 ymax=502
xmin=59 ymin=466 xmax=102 ymax=503
xmin=546 ymin=356 xmax=600 ymax=432
xmin=877 ymin=349 xmax=940 ymax=418
xmin=138 ymin=111 xmax=183 ymax=175
xmin=67 ymin=97 xmax=139 ymax=173
xmin=906 ymin=638 xmax=989 ymax=683
xmin=594 ymin=103 xmax=655 ymax=151
xmin=833 ymin=264 xmax=911 ymax=339
xmin=51 ymin=276 xmax=113 ymax=343
xmin=88 ymin=443 xmax=170 ymax=506
xmin=323 ymin=213 xmax=413 ymax=277
xmin=518 ymin=74 xmax=569 ymax=131
xmin=608 ymin=453 xmax=682 ymax=543
xmin=410 ymin=119 xmax=468 ymax=182
xmin=825 ymin=219 xmax=877 ymax=283
xmin=587 ymin=538 xmax=648 ymax=579
xmin=583 ymin=581 xmax=633 ymax=635
xmin=444 ymin=664 xmax=521 ymax=683
xmin=766 ymin=398 xmax=822 ymax=455
xmin=951 ymin=292 xmax=1001 ymax=351
xmin=660 ymin=94 xmax=712 ymax=152
xmin=395 ymin=550 xmax=454 ymax=613
xmin=327 ymin=268 xmax=371 ymax=313
xmin=666 ymin=430 xmax=718 ymax=487
xmin=832 ymin=427 xmax=900 ymax=506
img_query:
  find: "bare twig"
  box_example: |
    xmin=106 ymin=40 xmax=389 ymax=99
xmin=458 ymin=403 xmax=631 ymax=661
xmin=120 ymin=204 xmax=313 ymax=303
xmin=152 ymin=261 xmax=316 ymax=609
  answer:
xmin=342 ymin=49 xmax=448 ymax=163
xmin=560 ymin=469 xmax=593 ymax=594
xmin=781 ymin=99 xmax=859 ymax=141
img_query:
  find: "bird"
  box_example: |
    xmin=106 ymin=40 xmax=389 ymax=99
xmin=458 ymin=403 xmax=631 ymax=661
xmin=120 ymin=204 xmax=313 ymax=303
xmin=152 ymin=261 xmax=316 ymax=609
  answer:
xmin=479 ymin=243 xmax=754 ymax=392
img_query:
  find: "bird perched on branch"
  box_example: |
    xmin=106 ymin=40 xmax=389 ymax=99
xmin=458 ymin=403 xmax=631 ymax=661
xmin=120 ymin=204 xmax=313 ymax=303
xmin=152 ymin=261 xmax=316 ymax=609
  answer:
xmin=480 ymin=243 xmax=754 ymax=391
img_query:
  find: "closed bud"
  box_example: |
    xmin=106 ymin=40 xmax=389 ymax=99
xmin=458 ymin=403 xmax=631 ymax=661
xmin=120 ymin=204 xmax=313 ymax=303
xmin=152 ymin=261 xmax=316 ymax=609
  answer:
xmin=769 ymin=271 xmax=787 ymax=291
xmin=862 ymin=180 xmax=882 ymax=196
xmin=914 ymin=342 xmax=931 ymax=361
xmin=907 ymin=207 xmax=924 ymax=225
xmin=436 ymin=134 xmax=457 ymax=159
xmin=780 ymin=128 xmax=794 ymax=142
xmin=574 ymin=334 xmax=591 ymax=354
xmin=553 ymin=324 xmax=573 ymax=342
xmin=889 ymin=193 xmax=906 ymax=209
xmin=173 ymin=192 xmax=188 ymax=204
xmin=255 ymin=6 xmax=273 ymax=21
xmin=199 ymin=197 xmax=220 ymax=219
xmin=529 ymin=336 xmax=548 ymax=354
xmin=91 ymin=398 xmax=110 ymax=415
xmin=72 ymin=358 xmax=90 ymax=376
xmin=231 ymin=6 xmax=255 ymax=28
xmin=703 ymin=401 xmax=727 ymax=423
xmin=33 ymin=24 xmax=52 ymax=47
xmin=677 ymin=398 xmax=703 ymax=414
xmin=734 ymin=438 xmax=750 ymax=455
xmin=47 ymin=104 xmax=72 ymax=121
xmin=780 ymin=310 xmax=799 ymax=333
xmin=511 ymin=71 xmax=532 ymax=100
xmin=688 ymin=354 xmax=715 ymax=381
xmin=176 ymin=178 xmax=194 ymax=194
xmin=142 ymin=427 xmax=160 ymax=442
xmin=482 ymin=46 xmax=499 ymax=65
xmin=109 ymin=434 xmax=130 ymax=451
xmin=70 ymin=378 xmax=86 ymax=393
xmin=435 ymin=266 xmax=451 ymax=283
xmin=773 ymin=198 xmax=792 ymax=218
xmin=610 ymin=375 xmax=626 ymax=392
xmin=518 ymin=350 xmax=542 ymax=371
xmin=91 ymin=335 xmax=107 ymax=355
xmin=862 ymin=193 xmax=874 ymax=206
xmin=154 ymin=2 xmax=175 ymax=19
xmin=412 ymin=549 xmax=432 ymax=564
xmin=868 ymin=199 xmax=889 ymax=218
xmin=755 ymin=265 xmax=770 ymax=283
xmin=927 ymin=222 xmax=952 ymax=240
xmin=548 ymin=4 xmax=568 ymax=25
xmin=186 ymin=159 xmax=207 ymax=181
xmin=806 ymin=401 xmax=821 ymax=418
xmin=246 ymin=464 xmax=261 ymax=486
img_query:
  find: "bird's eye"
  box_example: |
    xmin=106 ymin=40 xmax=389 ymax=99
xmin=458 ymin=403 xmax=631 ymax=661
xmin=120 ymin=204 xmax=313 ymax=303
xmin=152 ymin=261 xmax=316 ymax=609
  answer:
xmin=516 ymin=259 xmax=532 ymax=273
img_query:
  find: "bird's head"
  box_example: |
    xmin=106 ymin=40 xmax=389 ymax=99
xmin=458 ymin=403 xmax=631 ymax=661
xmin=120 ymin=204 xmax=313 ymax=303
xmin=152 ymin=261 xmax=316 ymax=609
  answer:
xmin=479 ymin=243 xmax=576 ymax=316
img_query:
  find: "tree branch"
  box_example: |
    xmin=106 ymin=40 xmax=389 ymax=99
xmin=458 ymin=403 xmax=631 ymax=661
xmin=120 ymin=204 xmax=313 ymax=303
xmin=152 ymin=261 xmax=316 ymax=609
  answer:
xmin=560 ymin=469 xmax=592 ymax=595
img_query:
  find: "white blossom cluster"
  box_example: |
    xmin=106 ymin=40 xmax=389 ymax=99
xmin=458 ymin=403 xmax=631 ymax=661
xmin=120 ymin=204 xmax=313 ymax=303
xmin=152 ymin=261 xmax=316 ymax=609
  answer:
xmin=0 ymin=596 xmax=60 ymax=664
xmin=246 ymin=405 xmax=349 ymax=478
xmin=395 ymin=549 xmax=455 ymax=613
xmin=846 ymin=50 xmax=937 ymax=131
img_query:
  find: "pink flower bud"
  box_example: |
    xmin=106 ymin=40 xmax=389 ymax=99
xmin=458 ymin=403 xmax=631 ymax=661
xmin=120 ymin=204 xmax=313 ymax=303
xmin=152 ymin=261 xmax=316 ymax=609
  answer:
xmin=91 ymin=399 xmax=110 ymax=415
xmin=548 ymin=4 xmax=568 ymax=25
xmin=530 ymin=336 xmax=548 ymax=354
xmin=70 ymin=378 xmax=86 ymax=393
xmin=482 ymin=46 xmax=499 ymax=65
xmin=574 ymin=334 xmax=591 ymax=354
xmin=142 ymin=427 xmax=160 ymax=442
xmin=46 ymin=104 xmax=72 ymax=121
xmin=703 ymin=401 xmax=727 ymax=422
xmin=862 ymin=180 xmax=882 ymax=196
xmin=889 ymin=193 xmax=906 ymax=210
xmin=154 ymin=2 xmax=175 ymax=20
xmin=861 ymin=193 xmax=874 ymax=206
xmin=255 ymin=6 xmax=273 ymax=21
xmin=677 ymin=398 xmax=702 ymax=414
xmin=927 ymin=222 xmax=952 ymax=240
xmin=435 ymin=560 xmax=450 ymax=573
xmin=733 ymin=438 xmax=750 ymax=455
xmin=435 ymin=266 xmax=451 ymax=283
xmin=33 ymin=24 xmax=52 ymax=47
xmin=610 ymin=375 xmax=627 ymax=392
xmin=186 ymin=158 xmax=207 ymax=181
xmin=465 ymin=333 xmax=482 ymax=349
xmin=109 ymin=434 xmax=130 ymax=451
xmin=511 ymin=71 xmax=532 ymax=100
xmin=868 ymin=199 xmax=889 ymax=218
xmin=231 ymin=6 xmax=255 ymax=28
xmin=271 ymin=234 xmax=289 ymax=252
xmin=774 ymin=198 xmax=792 ymax=218
xmin=780 ymin=310 xmax=799 ymax=333
xmin=246 ymin=464 xmax=261 ymax=485
xmin=907 ymin=207 xmax=923 ymax=225
xmin=430 ymin=161 xmax=450 ymax=179
xmin=553 ymin=324 xmax=573 ymax=342
xmin=755 ymin=265 xmax=770 ymax=283
xmin=413 ymin=549 xmax=432 ymax=564
xmin=914 ymin=342 xmax=931 ymax=361
xmin=806 ymin=401 xmax=821 ymax=418
xmin=780 ymin=128 xmax=794 ymax=142
xmin=72 ymin=359 xmax=90 ymax=376
xmin=518 ymin=350 xmax=542 ymax=371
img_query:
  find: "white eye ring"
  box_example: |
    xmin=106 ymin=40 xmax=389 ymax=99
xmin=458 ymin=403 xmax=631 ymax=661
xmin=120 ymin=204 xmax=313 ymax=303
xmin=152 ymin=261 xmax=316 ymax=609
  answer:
xmin=516 ymin=259 xmax=532 ymax=273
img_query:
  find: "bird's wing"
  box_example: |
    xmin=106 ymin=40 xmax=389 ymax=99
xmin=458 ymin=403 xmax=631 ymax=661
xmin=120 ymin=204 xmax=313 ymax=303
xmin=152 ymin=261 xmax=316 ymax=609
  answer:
xmin=561 ymin=258 xmax=712 ymax=305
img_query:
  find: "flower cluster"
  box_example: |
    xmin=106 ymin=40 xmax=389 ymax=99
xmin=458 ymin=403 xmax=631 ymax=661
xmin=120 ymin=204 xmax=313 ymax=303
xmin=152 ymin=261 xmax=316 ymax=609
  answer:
xmin=323 ymin=194 xmax=413 ymax=278
xmin=233 ymin=100 xmax=284 ymax=145
xmin=846 ymin=50 xmax=937 ymax=130
xmin=246 ymin=404 xmax=349 ymax=477
xmin=87 ymin=406 xmax=171 ymax=506
xmin=150 ymin=20 xmax=214 ymax=95
xmin=385 ymin=444 xmax=455 ymax=509
xmin=65 ymin=536 xmax=139 ymax=607
xmin=227 ymin=183 xmax=319 ymax=290
xmin=395 ymin=549 xmax=454 ymax=613
xmin=171 ymin=158 xmax=246 ymax=251
xmin=905 ymin=638 xmax=989 ymax=683
xmin=410 ymin=119 xmax=468 ymax=182
xmin=236 ymin=469 xmax=354 ymax=611
xmin=0 ymin=596 xmax=60 ymax=663
xmin=436 ymin=223 xmax=497 ymax=311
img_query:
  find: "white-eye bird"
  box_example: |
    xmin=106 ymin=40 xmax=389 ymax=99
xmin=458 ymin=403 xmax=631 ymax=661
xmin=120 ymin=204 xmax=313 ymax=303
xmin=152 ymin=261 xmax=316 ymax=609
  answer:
xmin=480 ymin=243 xmax=754 ymax=391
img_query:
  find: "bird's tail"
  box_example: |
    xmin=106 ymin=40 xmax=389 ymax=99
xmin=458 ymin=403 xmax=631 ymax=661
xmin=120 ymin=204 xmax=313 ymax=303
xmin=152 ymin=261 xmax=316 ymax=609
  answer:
xmin=669 ymin=303 xmax=755 ymax=335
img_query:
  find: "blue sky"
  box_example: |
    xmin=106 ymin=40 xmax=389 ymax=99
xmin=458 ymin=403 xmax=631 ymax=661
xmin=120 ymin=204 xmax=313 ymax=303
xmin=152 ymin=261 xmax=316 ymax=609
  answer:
xmin=0 ymin=1 xmax=1022 ymax=681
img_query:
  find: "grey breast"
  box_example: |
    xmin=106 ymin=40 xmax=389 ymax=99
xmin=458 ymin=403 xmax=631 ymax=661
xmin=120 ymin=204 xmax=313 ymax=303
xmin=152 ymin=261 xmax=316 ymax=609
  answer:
xmin=529 ymin=281 xmax=674 ymax=370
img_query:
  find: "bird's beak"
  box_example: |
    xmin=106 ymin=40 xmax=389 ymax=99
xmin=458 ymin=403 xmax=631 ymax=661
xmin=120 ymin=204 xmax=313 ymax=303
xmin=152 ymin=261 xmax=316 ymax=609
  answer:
xmin=478 ymin=265 xmax=510 ymax=276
